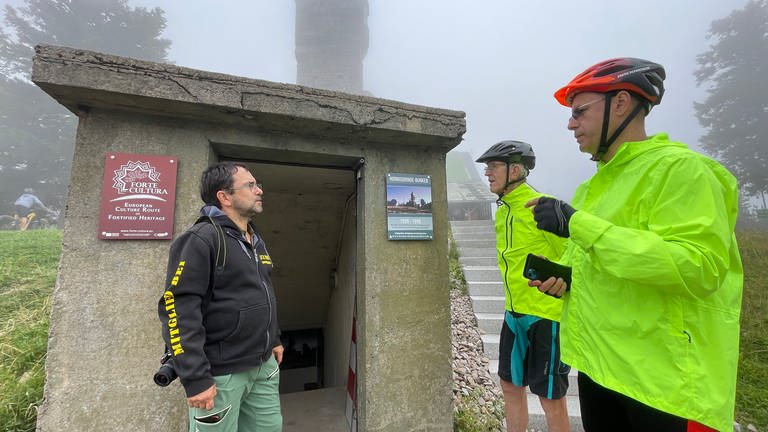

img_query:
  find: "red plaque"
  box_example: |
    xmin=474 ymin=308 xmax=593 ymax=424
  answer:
xmin=98 ymin=152 xmax=178 ymax=240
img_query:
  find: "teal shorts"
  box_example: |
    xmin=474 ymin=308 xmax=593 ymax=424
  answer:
xmin=498 ymin=310 xmax=570 ymax=399
xmin=188 ymin=355 xmax=282 ymax=432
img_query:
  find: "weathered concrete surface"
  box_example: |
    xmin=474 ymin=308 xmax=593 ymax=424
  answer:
xmin=32 ymin=44 xmax=465 ymax=432
xmin=32 ymin=44 xmax=464 ymax=148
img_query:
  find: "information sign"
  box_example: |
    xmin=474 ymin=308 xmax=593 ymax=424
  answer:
xmin=386 ymin=173 xmax=433 ymax=240
xmin=98 ymin=152 xmax=178 ymax=240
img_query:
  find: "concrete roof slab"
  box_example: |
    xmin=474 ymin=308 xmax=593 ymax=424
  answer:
xmin=32 ymin=44 xmax=466 ymax=149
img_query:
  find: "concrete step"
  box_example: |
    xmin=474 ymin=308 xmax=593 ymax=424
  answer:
xmin=471 ymin=296 xmax=506 ymax=314
xmin=453 ymin=231 xmax=495 ymax=242
xmin=450 ymin=220 xmax=495 ymax=230
xmin=451 ymin=232 xmax=493 ymax=239
xmin=468 ymin=281 xmax=504 ymax=297
xmin=464 ymin=266 xmax=504 ymax=281
xmin=458 ymin=247 xmax=497 ymax=257
xmin=475 ymin=312 xmax=503 ymax=334
xmin=481 ymin=333 xmax=500 ymax=358
xmin=459 ymin=256 xmax=496 ymax=266
xmin=454 ymin=238 xmax=495 ymax=249
xmin=451 ymin=227 xmax=492 ymax=234
xmin=489 ymin=359 xmax=498 ymax=376
xmin=451 ymin=219 xmax=493 ymax=225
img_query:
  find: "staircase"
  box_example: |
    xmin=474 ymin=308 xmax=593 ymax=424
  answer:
xmin=451 ymin=219 xmax=583 ymax=431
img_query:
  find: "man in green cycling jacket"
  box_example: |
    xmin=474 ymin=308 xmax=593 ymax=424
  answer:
xmin=526 ymin=58 xmax=742 ymax=432
xmin=476 ymin=141 xmax=570 ymax=432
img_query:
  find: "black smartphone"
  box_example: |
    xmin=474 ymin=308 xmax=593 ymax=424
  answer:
xmin=522 ymin=253 xmax=572 ymax=287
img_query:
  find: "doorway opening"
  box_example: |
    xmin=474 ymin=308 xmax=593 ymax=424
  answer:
xmin=220 ymin=147 xmax=361 ymax=431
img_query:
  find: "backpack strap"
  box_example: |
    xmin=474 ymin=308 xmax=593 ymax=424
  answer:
xmin=193 ymin=216 xmax=227 ymax=273
xmin=195 ymin=216 xmax=227 ymax=312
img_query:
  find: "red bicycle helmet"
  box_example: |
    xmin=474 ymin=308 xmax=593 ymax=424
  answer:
xmin=554 ymin=58 xmax=666 ymax=107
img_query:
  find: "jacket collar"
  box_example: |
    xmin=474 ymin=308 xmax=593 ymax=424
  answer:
xmin=499 ymin=182 xmax=535 ymax=206
xmin=597 ymin=133 xmax=687 ymax=170
xmin=196 ymin=205 xmax=242 ymax=231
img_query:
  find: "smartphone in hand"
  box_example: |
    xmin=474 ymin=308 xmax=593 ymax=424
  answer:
xmin=522 ymin=253 xmax=572 ymax=287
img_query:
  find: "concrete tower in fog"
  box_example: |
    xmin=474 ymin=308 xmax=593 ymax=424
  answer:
xmin=294 ymin=0 xmax=369 ymax=95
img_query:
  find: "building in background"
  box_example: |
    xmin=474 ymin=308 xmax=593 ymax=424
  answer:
xmin=295 ymin=0 xmax=369 ymax=95
xmin=446 ymin=151 xmax=496 ymax=221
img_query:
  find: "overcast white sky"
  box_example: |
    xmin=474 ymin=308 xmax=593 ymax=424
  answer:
xmin=4 ymin=0 xmax=750 ymax=200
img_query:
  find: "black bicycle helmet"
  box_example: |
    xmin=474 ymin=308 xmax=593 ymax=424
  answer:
xmin=475 ymin=140 xmax=536 ymax=170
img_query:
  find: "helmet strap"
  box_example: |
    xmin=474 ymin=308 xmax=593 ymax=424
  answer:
xmin=498 ymin=164 xmax=527 ymax=198
xmin=593 ymin=93 xmax=645 ymax=162
xmin=593 ymin=94 xmax=614 ymax=161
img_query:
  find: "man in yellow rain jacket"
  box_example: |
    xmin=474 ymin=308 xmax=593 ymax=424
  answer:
xmin=526 ymin=58 xmax=742 ymax=432
xmin=476 ymin=141 xmax=569 ymax=432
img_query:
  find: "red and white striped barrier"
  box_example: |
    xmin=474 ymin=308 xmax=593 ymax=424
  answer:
xmin=345 ymin=312 xmax=358 ymax=431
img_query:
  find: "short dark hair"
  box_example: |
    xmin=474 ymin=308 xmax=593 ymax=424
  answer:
xmin=200 ymin=162 xmax=248 ymax=207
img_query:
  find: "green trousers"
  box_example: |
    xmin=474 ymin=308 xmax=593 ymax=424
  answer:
xmin=188 ymin=355 xmax=282 ymax=432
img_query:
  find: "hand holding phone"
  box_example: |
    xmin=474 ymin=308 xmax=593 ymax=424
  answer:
xmin=522 ymin=253 xmax=572 ymax=287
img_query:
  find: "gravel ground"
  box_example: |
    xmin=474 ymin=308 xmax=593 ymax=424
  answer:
xmin=450 ymin=288 xmax=505 ymax=430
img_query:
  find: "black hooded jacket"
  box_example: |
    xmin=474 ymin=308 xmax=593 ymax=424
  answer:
xmin=158 ymin=206 xmax=280 ymax=397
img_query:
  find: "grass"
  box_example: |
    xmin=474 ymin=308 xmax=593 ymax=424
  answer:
xmin=0 ymin=229 xmax=765 ymax=430
xmin=449 ymin=230 xmax=468 ymax=295
xmin=735 ymin=229 xmax=768 ymax=430
xmin=454 ymin=387 xmax=505 ymax=432
xmin=0 ymin=229 xmax=62 ymax=432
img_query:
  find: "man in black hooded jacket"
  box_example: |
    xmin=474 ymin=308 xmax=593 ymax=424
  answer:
xmin=159 ymin=161 xmax=283 ymax=431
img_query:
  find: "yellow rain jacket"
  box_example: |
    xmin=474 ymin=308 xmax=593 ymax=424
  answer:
xmin=560 ymin=133 xmax=743 ymax=432
xmin=496 ymin=183 xmax=566 ymax=320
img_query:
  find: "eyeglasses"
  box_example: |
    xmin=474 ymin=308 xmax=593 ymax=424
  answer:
xmin=227 ymin=181 xmax=263 ymax=193
xmin=571 ymin=97 xmax=605 ymax=120
xmin=483 ymin=162 xmax=507 ymax=172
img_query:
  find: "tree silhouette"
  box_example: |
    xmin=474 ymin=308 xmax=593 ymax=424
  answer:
xmin=694 ymin=0 xmax=768 ymax=206
xmin=0 ymin=0 xmax=170 ymax=212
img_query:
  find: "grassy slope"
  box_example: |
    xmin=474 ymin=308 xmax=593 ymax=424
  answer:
xmin=0 ymin=229 xmax=765 ymax=430
xmin=0 ymin=230 xmax=62 ymax=432
xmin=735 ymin=229 xmax=768 ymax=429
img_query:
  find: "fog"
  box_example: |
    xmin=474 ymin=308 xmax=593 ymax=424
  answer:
xmin=7 ymin=0 xmax=749 ymax=200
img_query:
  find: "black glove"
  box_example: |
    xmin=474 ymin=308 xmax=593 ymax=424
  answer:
xmin=532 ymin=197 xmax=576 ymax=238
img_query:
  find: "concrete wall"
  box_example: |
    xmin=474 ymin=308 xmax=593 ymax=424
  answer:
xmin=325 ymin=195 xmax=357 ymax=388
xmin=32 ymin=45 xmax=465 ymax=432
xmin=45 ymin=110 xmax=210 ymax=431
xmin=356 ymin=148 xmax=454 ymax=432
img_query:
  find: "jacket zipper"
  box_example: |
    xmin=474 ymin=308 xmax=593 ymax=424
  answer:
xmin=499 ymin=200 xmax=514 ymax=307
xmin=251 ymin=233 xmax=273 ymax=357
xmin=228 ymin=229 xmax=274 ymax=358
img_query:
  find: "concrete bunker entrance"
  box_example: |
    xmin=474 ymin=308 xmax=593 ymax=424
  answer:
xmin=218 ymin=144 xmax=361 ymax=429
xmin=32 ymin=45 xmax=466 ymax=431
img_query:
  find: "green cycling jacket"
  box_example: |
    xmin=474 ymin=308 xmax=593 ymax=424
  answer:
xmin=560 ymin=133 xmax=743 ymax=432
xmin=496 ymin=183 xmax=566 ymax=320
